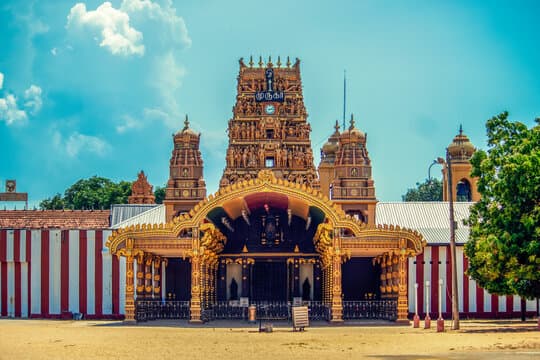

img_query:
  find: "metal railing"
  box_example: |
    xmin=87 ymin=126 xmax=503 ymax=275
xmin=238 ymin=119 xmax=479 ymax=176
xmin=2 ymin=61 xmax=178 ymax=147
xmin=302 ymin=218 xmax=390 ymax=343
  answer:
xmin=135 ymin=300 xmax=190 ymax=322
xmin=342 ymin=300 xmax=397 ymax=321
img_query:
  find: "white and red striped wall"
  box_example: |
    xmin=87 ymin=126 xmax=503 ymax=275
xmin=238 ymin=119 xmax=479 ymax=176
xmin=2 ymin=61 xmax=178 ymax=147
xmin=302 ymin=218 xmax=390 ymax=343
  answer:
xmin=408 ymin=245 xmax=537 ymax=318
xmin=1 ymin=230 xmax=537 ymax=319
xmin=0 ymin=229 xmax=124 ymax=319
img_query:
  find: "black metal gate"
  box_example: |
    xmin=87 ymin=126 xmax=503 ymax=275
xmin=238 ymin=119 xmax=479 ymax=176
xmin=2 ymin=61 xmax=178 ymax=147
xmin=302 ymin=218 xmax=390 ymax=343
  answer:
xmin=135 ymin=300 xmax=190 ymax=322
xmin=342 ymin=300 xmax=397 ymax=320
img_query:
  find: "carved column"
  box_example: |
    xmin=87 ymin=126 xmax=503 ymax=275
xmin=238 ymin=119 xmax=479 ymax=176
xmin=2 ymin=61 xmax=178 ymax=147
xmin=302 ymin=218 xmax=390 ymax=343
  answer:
xmin=386 ymin=254 xmax=393 ymax=297
xmin=218 ymin=259 xmax=227 ymax=301
xmin=380 ymin=255 xmax=387 ymax=298
xmin=125 ymin=255 xmax=135 ymax=321
xmin=190 ymin=227 xmax=202 ymax=323
xmin=330 ymin=247 xmax=343 ymax=323
xmin=293 ymin=258 xmax=300 ymax=298
xmin=145 ymin=254 xmax=153 ymax=299
xmin=397 ymin=245 xmax=410 ymax=324
xmin=241 ymin=258 xmax=250 ymax=298
xmin=136 ymin=254 xmax=144 ymax=300
xmin=392 ymin=255 xmax=399 ymax=298
xmin=153 ymin=256 xmax=161 ymax=300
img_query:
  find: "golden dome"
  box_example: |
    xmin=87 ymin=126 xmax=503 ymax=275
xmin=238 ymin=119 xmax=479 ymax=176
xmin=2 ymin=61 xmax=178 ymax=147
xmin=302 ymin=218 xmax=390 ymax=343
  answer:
xmin=322 ymin=120 xmax=340 ymax=155
xmin=448 ymin=125 xmax=475 ymax=160
xmin=340 ymin=114 xmax=365 ymax=140
xmin=176 ymin=115 xmax=199 ymax=137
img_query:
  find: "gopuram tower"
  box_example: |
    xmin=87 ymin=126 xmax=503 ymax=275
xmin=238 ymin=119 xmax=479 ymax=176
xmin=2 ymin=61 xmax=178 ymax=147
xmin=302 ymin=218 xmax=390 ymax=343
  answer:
xmin=220 ymin=56 xmax=319 ymax=189
xmin=163 ymin=115 xmax=207 ymax=221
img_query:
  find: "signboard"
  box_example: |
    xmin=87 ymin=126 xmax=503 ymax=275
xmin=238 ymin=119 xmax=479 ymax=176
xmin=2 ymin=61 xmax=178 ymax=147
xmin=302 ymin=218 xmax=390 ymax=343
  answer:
xmin=292 ymin=306 xmax=309 ymax=331
xmin=0 ymin=179 xmax=28 ymax=204
xmin=0 ymin=192 xmax=28 ymax=202
xmin=254 ymin=67 xmax=285 ymax=102
xmin=239 ymin=297 xmax=249 ymax=307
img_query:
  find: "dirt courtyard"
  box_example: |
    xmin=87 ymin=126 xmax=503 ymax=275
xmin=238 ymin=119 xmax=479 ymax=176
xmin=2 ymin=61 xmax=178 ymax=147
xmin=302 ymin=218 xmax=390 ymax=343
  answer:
xmin=0 ymin=319 xmax=538 ymax=360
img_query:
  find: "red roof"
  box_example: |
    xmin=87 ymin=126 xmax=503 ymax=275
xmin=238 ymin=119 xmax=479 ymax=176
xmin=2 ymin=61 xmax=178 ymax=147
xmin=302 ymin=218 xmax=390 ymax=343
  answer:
xmin=0 ymin=210 xmax=110 ymax=229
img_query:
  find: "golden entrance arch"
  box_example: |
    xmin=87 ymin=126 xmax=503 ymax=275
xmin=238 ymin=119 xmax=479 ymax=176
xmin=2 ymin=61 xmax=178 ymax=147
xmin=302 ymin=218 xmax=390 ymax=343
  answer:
xmin=107 ymin=170 xmax=425 ymax=323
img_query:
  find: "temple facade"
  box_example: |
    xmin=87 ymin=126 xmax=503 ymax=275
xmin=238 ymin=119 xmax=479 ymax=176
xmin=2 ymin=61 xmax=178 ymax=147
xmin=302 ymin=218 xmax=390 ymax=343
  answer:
xmin=0 ymin=57 xmax=537 ymax=321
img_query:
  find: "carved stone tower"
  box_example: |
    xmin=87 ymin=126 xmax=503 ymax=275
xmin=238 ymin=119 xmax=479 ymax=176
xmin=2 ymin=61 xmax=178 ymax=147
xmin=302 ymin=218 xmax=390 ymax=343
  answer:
xmin=163 ymin=115 xmax=207 ymax=221
xmin=323 ymin=115 xmax=377 ymax=225
xmin=442 ymin=126 xmax=479 ymax=202
xmin=318 ymin=120 xmax=341 ymax=198
xmin=220 ymin=56 xmax=319 ymax=188
xmin=128 ymin=170 xmax=155 ymax=204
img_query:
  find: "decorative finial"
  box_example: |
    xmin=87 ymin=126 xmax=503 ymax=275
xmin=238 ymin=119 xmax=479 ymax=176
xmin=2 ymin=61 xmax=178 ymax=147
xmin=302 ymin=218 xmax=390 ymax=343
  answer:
xmin=183 ymin=114 xmax=189 ymax=131
xmin=239 ymin=57 xmax=245 ymax=67
xmin=459 ymin=124 xmax=463 ymax=135
xmin=349 ymin=113 xmax=355 ymax=130
xmin=334 ymin=120 xmax=340 ymax=133
xmin=277 ymin=56 xmax=281 ymax=68
xmin=286 ymin=56 xmax=291 ymax=68
xmin=249 ymin=55 xmax=254 ymax=67
xmin=268 ymin=55 xmax=272 ymax=67
xmin=258 ymin=56 xmax=263 ymax=68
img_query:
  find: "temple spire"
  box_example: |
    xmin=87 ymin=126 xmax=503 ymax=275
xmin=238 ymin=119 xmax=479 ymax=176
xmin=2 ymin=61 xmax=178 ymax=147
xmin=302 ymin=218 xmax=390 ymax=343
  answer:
xmin=343 ymin=70 xmax=347 ymax=130
xmin=183 ymin=114 xmax=190 ymax=131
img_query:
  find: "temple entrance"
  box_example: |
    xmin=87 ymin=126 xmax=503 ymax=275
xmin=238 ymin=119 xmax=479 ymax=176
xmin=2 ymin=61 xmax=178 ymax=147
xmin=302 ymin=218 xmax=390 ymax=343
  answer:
xmin=251 ymin=260 xmax=287 ymax=301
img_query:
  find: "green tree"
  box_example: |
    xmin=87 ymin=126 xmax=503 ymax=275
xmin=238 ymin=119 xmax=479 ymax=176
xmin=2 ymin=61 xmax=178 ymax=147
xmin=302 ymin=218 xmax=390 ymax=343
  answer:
xmin=40 ymin=176 xmax=132 ymax=210
xmin=402 ymin=178 xmax=443 ymax=201
xmin=465 ymin=112 xmax=540 ymax=300
xmin=154 ymin=185 xmax=166 ymax=204
xmin=38 ymin=193 xmax=65 ymax=210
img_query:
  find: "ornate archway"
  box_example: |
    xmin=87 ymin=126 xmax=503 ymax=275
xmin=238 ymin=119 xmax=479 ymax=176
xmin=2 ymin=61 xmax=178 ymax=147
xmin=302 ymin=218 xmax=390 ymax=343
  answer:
xmin=107 ymin=170 xmax=425 ymax=323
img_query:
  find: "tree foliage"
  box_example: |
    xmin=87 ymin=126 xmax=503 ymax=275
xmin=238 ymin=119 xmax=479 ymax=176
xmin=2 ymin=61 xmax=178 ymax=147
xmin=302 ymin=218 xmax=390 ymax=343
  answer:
xmin=154 ymin=185 xmax=166 ymax=204
xmin=402 ymin=178 xmax=443 ymax=201
xmin=40 ymin=176 xmax=132 ymax=210
xmin=465 ymin=112 xmax=540 ymax=299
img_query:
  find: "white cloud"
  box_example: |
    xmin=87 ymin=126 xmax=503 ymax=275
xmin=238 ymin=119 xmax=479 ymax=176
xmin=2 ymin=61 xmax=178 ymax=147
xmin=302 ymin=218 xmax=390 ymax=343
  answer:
xmin=121 ymin=0 xmax=191 ymax=47
xmin=0 ymin=72 xmax=4 ymax=89
xmin=116 ymin=114 xmax=143 ymax=133
xmin=50 ymin=47 xmax=58 ymax=56
xmin=66 ymin=2 xmax=144 ymax=56
xmin=0 ymin=94 xmax=28 ymax=125
xmin=24 ymin=85 xmax=43 ymax=115
xmin=54 ymin=130 xmax=110 ymax=157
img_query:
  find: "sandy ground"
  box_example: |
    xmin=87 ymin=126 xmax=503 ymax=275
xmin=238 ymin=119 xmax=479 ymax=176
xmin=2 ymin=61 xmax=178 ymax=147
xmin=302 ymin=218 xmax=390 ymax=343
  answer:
xmin=0 ymin=319 xmax=539 ymax=360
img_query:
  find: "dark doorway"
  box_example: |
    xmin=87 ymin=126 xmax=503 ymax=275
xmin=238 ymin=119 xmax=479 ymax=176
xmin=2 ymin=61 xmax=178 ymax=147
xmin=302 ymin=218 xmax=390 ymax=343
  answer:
xmin=342 ymin=257 xmax=381 ymax=300
xmin=251 ymin=261 xmax=287 ymax=301
xmin=165 ymin=258 xmax=191 ymax=301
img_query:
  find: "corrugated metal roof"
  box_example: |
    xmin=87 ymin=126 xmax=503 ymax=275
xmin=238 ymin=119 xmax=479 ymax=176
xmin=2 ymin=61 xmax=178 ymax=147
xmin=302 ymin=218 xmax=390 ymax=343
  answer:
xmin=112 ymin=204 xmax=166 ymax=229
xmin=110 ymin=204 xmax=159 ymax=226
xmin=376 ymin=202 xmax=474 ymax=245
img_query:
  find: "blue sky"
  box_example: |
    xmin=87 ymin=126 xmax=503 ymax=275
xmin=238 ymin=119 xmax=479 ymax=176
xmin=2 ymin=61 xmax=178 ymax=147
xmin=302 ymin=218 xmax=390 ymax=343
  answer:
xmin=1 ymin=0 xmax=539 ymax=208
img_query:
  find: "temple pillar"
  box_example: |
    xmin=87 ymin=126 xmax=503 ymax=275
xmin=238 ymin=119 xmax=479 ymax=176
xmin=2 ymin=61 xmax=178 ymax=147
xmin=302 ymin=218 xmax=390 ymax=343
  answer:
xmin=330 ymin=249 xmax=343 ymax=323
xmin=189 ymin=228 xmax=203 ymax=323
xmin=241 ymin=258 xmax=250 ymax=298
xmin=293 ymin=258 xmax=300 ymax=298
xmin=314 ymin=261 xmax=322 ymax=301
xmin=144 ymin=253 xmax=153 ymax=299
xmin=218 ymin=259 xmax=227 ymax=301
xmin=380 ymin=255 xmax=387 ymax=298
xmin=153 ymin=256 xmax=161 ymax=300
xmin=136 ymin=254 xmax=144 ymax=300
xmin=397 ymin=246 xmax=410 ymax=324
xmin=125 ymin=255 xmax=135 ymax=322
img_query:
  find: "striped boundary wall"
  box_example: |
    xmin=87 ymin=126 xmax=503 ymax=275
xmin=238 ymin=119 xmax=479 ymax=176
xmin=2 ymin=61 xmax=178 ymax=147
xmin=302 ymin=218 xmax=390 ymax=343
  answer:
xmin=408 ymin=245 xmax=537 ymax=318
xmin=0 ymin=229 xmax=537 ymax=319
xmin=0 ymin=229 xmax=125 ymax=319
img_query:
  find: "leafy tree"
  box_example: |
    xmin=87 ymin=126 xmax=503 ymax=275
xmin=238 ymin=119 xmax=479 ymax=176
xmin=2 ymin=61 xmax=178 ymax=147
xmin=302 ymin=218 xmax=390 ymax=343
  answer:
xmin=154 ymin=185 xmax=166 ymax=204
xmin=38 ymin=193 xmax=65 ymax=210
xmin=40 ymin=176 xmax=132 ymax=210
xmin=465 ymin=112 xmax=540 ymax=300
xmin=402 ymin=178 xmax=443 ymax=201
